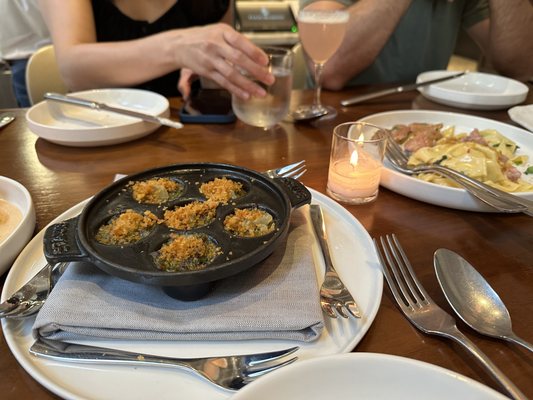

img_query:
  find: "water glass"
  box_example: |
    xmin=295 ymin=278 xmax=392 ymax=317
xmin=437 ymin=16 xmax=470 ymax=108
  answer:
xmin=232 ymin=47 xmax=293 ymax=129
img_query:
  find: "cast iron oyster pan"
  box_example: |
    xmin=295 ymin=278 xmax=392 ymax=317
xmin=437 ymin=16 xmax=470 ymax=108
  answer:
xmin=44 ymin=162 xmax=311 ymax=300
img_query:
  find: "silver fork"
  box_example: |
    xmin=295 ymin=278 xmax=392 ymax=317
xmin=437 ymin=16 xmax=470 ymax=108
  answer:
xmin=374 ymin=234 xmax=527 ymax=400
xmin=310 ymin=204 xmax=361 ymax=319
xmin=0 ymin=262 xmax=68 ymax=319
xmin=30 ymin=338 xmax=298 ymax=391
xmin=264 ymin=160 xmax=307 ymax=179
xmin=385 ymin=137 xmax=533 ymax=216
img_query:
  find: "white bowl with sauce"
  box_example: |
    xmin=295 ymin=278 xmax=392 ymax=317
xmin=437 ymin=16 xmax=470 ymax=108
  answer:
xmin=0 ymin=176 xmax=35 ymax=275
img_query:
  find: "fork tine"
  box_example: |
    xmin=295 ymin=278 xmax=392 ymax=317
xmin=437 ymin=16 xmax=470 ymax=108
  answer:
xmin=345 ymin=301 xmax=362 ymax=318
xmin=374 ymin=236 xmax=411 ymax=311
xmin=320 ymin=300 xmax=337 ymax=318
xmin=387 ymin=234 xmax=430 ymax=304
xmin=246 ymin=346 xmax=299 ymax=367
xmin=334 ymin=303 xmax=350 ymax=318
xmin=280 ymin=165 xmax=306 ymax=179
xmin=243 ymin=356 xmax=298 ymax=383
xmin=275 ymin=160 xmax=305 ymax=176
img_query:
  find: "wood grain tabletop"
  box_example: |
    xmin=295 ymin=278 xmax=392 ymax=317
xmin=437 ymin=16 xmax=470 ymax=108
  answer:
xmin=1 ymin=86 xmax=532 ymax=399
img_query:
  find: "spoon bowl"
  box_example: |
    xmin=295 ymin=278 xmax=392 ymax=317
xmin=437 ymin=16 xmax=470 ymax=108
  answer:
xmin=289 ymin=106 xmax=329 ymax=122
xmin=434 ymin=248 xmax=532 ymax=352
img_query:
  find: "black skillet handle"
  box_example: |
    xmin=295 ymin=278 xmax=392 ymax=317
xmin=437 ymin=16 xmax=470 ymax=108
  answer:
xmin=44 ymin=217 xmax=89 ymax=263
xmin=274 ymin=177 xmax=312 ymax=209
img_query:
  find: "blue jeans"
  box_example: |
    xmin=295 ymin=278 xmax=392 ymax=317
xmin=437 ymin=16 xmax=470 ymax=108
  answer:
xmin=9 ymin=59 xmax=31 ymax=108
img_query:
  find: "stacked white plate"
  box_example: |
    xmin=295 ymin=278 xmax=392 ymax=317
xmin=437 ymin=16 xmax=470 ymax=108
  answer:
xmin=26 ymin=88 xmax=170 ymax=147
xmin=417 ymin=70 xmax=529 ymax=110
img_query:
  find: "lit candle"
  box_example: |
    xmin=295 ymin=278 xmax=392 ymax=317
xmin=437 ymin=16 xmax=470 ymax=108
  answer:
xmin=327 ymin=147 xmax=382 ymax=199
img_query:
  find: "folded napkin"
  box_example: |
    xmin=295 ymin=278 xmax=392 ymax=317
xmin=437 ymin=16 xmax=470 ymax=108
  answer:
xmin=33 ymin=208 xmax=324 ymax=342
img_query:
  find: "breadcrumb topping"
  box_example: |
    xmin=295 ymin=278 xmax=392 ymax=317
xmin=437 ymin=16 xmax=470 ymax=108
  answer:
xmin=131 ymin=178 xmax=183 ymax=204
xmin=199 ymin=177 xmax=245 ymax=204
xmin=155 ymin=234 xmax=222 ymax=272
xmin=224 ymin=208 xmax=275 ymax=237
xmin=163 ymin=200 xmax=218 ymax=230
xmin=95 ymin=209 xmax=158 ymax=245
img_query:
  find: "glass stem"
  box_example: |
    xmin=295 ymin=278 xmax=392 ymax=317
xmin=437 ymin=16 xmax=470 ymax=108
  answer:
xmin=313 ymin=62 xmax=325 ymax=109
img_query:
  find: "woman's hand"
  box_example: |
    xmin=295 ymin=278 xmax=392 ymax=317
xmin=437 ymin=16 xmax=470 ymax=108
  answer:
xmin=177 ymin=68 xmax=197 ymax=100
xmin=173 ymin=23 xmax=275 ymax=100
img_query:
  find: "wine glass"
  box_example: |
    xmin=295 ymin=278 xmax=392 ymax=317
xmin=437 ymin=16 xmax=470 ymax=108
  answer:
xmin=292 ymin=1 xmax=349 ymax=120
xmin=232 ymin=47 xmax=293 ymax=130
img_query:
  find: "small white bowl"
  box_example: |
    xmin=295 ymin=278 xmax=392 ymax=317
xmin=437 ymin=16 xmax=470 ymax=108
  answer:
xmin=417 ymin=70 xmax=529 ymax=110
xmin=0 ymin=176 xmax=35 ymax=275
xmin=26 ymin=88 xmax=170 ymax=147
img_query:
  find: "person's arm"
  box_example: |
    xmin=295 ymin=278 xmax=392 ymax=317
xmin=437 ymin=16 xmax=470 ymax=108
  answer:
xmin=38 ymin=0 xmax=273 ymax=99
xmin=467 ymin=0 xmax=533 ymax=80
xmin=320 ymin=0 xmax=412 ymax=90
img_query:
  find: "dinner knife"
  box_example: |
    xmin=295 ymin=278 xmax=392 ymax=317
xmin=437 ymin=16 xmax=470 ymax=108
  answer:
xmin=340 ymin=71 xmax=466 ymax=107
xmin=44 ymin=92 xmax=184 ymax=129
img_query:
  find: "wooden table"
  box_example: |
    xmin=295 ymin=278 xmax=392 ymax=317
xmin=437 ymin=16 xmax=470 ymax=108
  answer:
xmin=1 ymin=88 xmax=532 ymax=399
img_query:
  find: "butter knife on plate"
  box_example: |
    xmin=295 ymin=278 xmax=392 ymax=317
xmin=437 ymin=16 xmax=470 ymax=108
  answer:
xmin=44 ymin=92 xmax=184 ymax=129
xmin=340 ymin=71 xmax=465 ymax=106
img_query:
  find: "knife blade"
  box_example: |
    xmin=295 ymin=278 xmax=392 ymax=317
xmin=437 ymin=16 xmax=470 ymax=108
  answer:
xmin=340 ymin=71 xmax=466 ymax=107
xmin=44 ymin=92 xmax=184 ymax=130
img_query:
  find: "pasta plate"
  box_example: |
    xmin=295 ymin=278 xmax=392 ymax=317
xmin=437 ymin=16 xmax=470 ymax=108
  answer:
xmin=357 ymin=110 xmax=533 ymax=212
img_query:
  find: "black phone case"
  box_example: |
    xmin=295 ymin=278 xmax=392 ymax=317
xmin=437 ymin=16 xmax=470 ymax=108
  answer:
xmin=179 ymin=89 xmax=236 ymax=124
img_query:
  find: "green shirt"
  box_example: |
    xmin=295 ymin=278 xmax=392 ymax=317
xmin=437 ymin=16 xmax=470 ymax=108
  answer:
xmin=301 ymin=0 xmax=489 ymax=86
xmin=352 ymin=0 xmax=488 ymax=85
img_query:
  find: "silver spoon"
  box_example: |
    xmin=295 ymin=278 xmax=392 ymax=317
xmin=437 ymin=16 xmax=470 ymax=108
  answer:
xmin=0 ymin=113 xmax=15 ymax=129
xmin=434 ymin=248 xmax=533 ymax=352
xmin=289 ymin=106 xmax=328 ymax=122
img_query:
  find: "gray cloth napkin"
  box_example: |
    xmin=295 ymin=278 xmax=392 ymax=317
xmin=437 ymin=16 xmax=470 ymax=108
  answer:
xmin=33 ymin=208 xmax=324 ymax=342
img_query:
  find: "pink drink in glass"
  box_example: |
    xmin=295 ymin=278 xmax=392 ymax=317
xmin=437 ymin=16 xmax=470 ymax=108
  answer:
xmin=298 ymin=9 xmax=349 ymax=65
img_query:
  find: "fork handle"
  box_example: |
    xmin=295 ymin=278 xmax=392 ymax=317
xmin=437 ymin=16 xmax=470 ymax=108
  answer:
xmin=429 ymin=165 xmax=533 ymax=216
xmin=442 ymin=327 xmax=528 ymax=400
xmin=30 ymin=337 xmax=206 ymax=370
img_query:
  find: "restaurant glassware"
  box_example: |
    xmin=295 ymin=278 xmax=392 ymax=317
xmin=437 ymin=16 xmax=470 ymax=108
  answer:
xmin=385 ymin=133 xmax=533 ymax=216
xmin=434 ymin=249 xmax=533 ymax=353
xmin=327 ymin=122 xmax=387 ymax=204
xmin=232 ymin=47 xmax=293 ymax=129
xmin=292 ymin=1 xmax=349 ymax=120
xmin=30 ymin=338 xmax=298 ymax=391
xmin=311 ymin=204 xmax=361 ymax=319
xmin=374 ymin=234 xmax=528 ymax=400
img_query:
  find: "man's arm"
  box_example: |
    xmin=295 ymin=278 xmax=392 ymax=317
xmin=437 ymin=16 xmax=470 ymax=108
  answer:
xmin=467 ymin=0 xmax=533 ymax=79
xmin=320 ymin=0 xmax=412 ymax=90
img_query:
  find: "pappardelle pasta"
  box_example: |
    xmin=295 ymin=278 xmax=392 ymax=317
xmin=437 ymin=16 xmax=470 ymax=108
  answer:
xmin=390 ymin=123 xmax=533 ymax=193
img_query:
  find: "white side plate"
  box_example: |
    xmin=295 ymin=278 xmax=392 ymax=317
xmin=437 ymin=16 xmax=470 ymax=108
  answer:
xmin=417 ymin=70 xmax=528 ymax=110
xmin=232 ymin=353 xmax=508 ymax=400
xmin=26 ymin=88 xmax=170 ymax=147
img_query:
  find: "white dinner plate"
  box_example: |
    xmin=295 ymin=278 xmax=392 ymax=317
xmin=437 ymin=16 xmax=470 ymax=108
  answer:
xmin=417 ymin=70 xmax=529 ymax=110
xmin=231 ymin=353 xmax=508 ymax=400
xmin=1 ymin=188 xmax=382 ymax=400
xmin=508 ymin=104 xmax=533 ymax=132
xmin=26 ymin=88 xmax=170 ymax=147
xmin=357 ymin=110 xmax=533 ymax=212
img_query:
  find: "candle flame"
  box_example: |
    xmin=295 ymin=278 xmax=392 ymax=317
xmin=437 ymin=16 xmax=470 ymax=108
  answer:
xmin=350 ymin=150 xmax=359 ymax=167
xmin=357 ymin=133 xmax=365 ymax=143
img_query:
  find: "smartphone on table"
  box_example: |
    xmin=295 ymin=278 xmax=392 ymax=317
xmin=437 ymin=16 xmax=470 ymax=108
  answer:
xmin=179 ymin=88 xmax=236 ymax=124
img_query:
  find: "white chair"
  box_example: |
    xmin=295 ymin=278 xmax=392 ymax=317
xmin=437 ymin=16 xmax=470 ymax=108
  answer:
xmin=25 ymin=45 xmax=68 ymax=105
